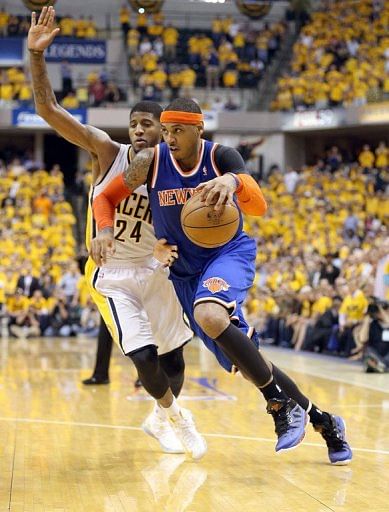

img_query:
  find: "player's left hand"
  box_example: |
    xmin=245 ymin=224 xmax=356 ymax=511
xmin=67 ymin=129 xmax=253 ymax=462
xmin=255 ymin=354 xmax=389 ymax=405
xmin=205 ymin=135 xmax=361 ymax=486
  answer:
xmin=154 ymin=238 xmax=178 ymax=267
xmin=90 ymin=228 xmax=115 ymax=266
xmin=196 ymin=174 xmax=237 ymax=211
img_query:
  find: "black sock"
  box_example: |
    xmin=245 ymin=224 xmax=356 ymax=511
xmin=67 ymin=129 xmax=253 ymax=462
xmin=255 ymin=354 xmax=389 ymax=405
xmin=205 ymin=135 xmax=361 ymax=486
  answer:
xmin=216 ymin=324 xmax=288 ymax=400
xmin=308 ymin=404 xmax=329 ymax=425
xmin=272 ymin=365 xmax=328 ymax=423
xmin=261 ymin=377 xmax=288 ymax=402
xmin=272 ymin=364 xmax=309 ymax=409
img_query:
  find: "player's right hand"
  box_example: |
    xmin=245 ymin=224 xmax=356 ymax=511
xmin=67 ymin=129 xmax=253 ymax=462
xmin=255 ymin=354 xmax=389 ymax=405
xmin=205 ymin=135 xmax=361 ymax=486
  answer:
xmin=28 ymin=6 xmax=60 ymax=52
xmin=90 ymin=228 xmax=116 ymax=267
xmin=153 ymin=239 xmax=178 ymax=267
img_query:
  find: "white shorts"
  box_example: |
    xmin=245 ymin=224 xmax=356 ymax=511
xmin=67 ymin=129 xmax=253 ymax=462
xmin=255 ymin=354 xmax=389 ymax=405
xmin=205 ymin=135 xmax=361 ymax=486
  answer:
xmin=93 ymin=259 xmax=193 ymax=355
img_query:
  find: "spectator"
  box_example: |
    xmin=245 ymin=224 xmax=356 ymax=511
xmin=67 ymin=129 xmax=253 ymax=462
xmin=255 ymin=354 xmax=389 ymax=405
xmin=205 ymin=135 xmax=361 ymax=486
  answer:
xmin=180 ymin=66 xmax=196 ymax=98
xmin=33 ymin=189 xmax=53 ymax=217
xmin=119 ymin=4 xmax=131 ymax=40
xmin=29 ymin=289 xmax=50 ymax=335
xmin=326 ymin=146 xmax=342 ymax=173
xmin=59 ymin=15 xmax=74 ymax=37
xmin=105 ymin=81 xmax=120 ymax=104
xmin=79 ymin=298 xmax=100 ymax=337
xmin=303 ymin=295 xmax=342 ymax=353
xmin=375 ymin=141 xmax=388 ymax=169
xmin=61 ymin=91 xmax=80 ymax=109
xmin=136 ymin=10 xmax=148 ymax=35
xmin=362 ymin=301 xmax=389 ymax=373
xmin=139 ymin=36 xmax=152 ymax=56
xmin=284 ymin=166 xmax=300 ymax=194
xmin=343 ymin=207 xmax=360 ymax=235
xmin=58 ymin=261 xmax=81 ymax=305
xmin=358 ymin=144 xmax=375 ymax=172
xmin=61 ymin=61 xmax=73 ymax=97
xmin=7 ymin=15 xmax=19 ymax=37
xmin=319 ymin=254 xmax=340 ymax=285
xmin=85 ymin=17 xmax=97 ymax=39
xmin=89 ymin=79 xmax=106 ymax=107
xmin=236 ymin=137 xmax=264 ymax=163
xmin=163 ymin=24 xmax=178 ymax=62
xmin=206 ymin=48 xmax=220 ymax=90
xmin=0 ymin=7 xmax=9 ymax=37
xmin=127 ymin=27 xmax=140 ymax=57
xmin=16 ymin=262 xmax=41 ymax=298
xmin=45 ymin=292 xmax=74 ymax=336
xmin=75 ymin=16 xmax=88 ymax=38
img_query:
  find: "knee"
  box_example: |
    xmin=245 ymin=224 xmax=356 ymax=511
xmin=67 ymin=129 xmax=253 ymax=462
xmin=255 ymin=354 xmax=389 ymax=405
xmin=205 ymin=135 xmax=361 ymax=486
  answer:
xmin=194 ymin=302 xmax=230 ymax=339
xmin=128 ymin=345 xmax=159 ymax=375
xmin=159 ymin=347 xmax=185 ymax=378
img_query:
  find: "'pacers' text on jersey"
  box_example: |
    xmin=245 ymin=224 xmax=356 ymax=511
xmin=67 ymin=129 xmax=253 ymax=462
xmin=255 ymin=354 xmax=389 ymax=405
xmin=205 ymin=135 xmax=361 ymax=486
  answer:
xmin=92 ymin=144 xmax=156 ymax=267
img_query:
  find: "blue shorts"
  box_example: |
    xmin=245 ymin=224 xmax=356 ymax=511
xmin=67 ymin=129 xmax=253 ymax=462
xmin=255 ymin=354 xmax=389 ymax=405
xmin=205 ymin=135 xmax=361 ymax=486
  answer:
xmin=172 ymin=234 xmax=259 ymax=372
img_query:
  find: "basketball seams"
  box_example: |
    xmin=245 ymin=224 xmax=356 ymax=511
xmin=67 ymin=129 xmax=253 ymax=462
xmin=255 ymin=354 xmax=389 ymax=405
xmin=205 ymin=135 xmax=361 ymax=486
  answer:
xmin=183 ymin=219 xmax=239 ymax=229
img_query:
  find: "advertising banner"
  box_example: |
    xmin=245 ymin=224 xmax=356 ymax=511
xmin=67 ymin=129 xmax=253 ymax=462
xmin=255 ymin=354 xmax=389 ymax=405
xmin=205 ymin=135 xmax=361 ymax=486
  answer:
xmin=0 ymin=38 xmax=24 ymax=65
xmin=45 ymin=38 xmax=106 ymax=63
xmin=12 ymin=108 xmax=87 ymax=127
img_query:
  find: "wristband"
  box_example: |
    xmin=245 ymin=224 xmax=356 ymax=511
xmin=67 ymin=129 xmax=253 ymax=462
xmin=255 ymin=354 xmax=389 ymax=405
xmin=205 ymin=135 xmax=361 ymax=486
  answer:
xmin=226 ymin=172 xmax=241 ymax=191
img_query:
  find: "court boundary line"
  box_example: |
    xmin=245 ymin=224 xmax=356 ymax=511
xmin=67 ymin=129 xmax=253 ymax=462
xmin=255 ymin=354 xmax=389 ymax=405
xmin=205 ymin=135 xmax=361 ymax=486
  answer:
xmin=0 ymin=416 xmax=388 ymax=456
xmin=277 ymin=365 xmax=389 ymax=394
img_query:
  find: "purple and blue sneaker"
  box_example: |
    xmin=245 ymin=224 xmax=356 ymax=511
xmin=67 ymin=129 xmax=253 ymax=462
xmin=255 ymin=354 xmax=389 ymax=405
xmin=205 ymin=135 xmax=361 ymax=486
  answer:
xmin=267 ymin=398 xmax=308 ymax=452
xmin=314 ymin=414 xmax=352 ymax=465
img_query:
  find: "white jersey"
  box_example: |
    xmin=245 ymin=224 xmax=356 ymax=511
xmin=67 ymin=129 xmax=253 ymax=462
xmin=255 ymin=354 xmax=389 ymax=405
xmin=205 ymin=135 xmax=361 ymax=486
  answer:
xmin=92 ymin=144 xmax=157 ymax=268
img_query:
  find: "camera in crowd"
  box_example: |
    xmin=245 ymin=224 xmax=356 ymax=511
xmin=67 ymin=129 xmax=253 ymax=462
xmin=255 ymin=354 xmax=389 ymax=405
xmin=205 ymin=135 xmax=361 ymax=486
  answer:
xmin=367 ymin=297 xmax=389 ymax=317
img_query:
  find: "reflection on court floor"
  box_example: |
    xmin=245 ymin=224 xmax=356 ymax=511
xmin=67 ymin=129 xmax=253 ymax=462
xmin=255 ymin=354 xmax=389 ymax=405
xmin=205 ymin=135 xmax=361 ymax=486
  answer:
xmin=0 ymin=336 xmax=388 ymax=512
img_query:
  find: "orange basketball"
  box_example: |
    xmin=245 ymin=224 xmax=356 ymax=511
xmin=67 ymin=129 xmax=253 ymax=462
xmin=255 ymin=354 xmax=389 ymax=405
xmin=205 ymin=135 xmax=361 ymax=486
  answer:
xmin=22 ymin=0 xmax=56 ymax=10
xmin=180 ymin=193 xmax=240 ymax=248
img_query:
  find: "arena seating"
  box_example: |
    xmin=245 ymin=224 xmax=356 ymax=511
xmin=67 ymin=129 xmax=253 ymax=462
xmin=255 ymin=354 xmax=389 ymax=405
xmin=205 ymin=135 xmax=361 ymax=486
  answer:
xmin=271 ymin=0 xmax=389 ymax=111
xmin=244 ymin=144 xmax=388 ymax=357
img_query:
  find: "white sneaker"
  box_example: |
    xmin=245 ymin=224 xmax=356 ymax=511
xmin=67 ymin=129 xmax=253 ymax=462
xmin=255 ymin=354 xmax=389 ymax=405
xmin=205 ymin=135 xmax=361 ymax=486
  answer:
xmin=142 ymin=409 xmax=185 ymax=454
xmin=169 ymin=408 xmax=207 ymax=461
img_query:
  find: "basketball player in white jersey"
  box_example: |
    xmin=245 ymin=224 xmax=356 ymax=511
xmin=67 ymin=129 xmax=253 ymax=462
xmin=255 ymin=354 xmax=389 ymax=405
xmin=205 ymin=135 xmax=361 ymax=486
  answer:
xmin=28 ymin=6 xmax=207 ymax=460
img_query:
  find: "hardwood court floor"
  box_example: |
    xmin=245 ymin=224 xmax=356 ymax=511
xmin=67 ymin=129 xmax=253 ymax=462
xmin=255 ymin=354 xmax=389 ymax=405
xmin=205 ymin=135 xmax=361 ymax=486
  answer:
xmin=0 ymin=336 xmax=388 ymax=512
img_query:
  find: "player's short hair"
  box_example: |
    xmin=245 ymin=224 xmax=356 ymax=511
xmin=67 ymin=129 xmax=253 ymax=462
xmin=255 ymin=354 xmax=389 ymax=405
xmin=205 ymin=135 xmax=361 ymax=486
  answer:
xmin=165 ymin=98 xmax=202 ymax=114
xmin=130 ymin=101 xmax=163 ymax=120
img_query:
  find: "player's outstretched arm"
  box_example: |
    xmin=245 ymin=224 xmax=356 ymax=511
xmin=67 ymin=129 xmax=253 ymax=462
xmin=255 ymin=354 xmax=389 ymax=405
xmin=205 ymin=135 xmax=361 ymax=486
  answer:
xmin=28 ymin=7 xmax=118 ymax=162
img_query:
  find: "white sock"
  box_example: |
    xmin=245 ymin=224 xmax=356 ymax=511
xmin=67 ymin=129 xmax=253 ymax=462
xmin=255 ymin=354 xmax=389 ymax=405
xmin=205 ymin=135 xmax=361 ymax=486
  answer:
xmin=159 ymin=397 xmax=181 ymax=420
xmin=153 ymin=401 xmax=165 ymax=419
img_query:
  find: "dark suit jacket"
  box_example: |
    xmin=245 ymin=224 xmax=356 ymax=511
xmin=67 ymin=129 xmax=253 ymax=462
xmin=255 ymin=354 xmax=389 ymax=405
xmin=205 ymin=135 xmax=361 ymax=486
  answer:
xmin=16 ymin=275 xmax=41 ymax=298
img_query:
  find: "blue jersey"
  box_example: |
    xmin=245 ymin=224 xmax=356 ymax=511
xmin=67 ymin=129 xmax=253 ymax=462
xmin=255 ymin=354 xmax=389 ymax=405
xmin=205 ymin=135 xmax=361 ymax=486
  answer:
xmin=149 ymin=140 xmax=245 ymax=280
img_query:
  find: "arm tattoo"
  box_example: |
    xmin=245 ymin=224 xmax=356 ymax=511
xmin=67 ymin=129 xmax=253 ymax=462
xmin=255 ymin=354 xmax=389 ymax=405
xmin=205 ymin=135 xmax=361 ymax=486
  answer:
xmin=124 ymin=148 xmax=154 ymax=190
xmin=30 ymin=52 xmax=57 ymax=106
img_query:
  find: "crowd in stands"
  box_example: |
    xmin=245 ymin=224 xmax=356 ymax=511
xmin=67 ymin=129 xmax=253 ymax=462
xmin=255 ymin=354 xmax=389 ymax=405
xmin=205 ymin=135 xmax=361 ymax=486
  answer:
xmin=272 ymin=0 xmax=389 ymax=111
xmin=122 ymin=6 xmax=286 ymax=102
xmin=0 ymin=153 xmax=99 ymax=340
xmin=0 ymin=8 xmax=98 ymax=39
xmin=0 ymin=141 xmax=387 ymax=372
xmin=60 ymin=66 xmax=126 ymax=109
xmin=0 ymin=65 xmax=125 ymax=109
xmin=0 ymin=67 xmax=32 ymax=106
xmin=244 ymin=141 xmax=388 ymax=372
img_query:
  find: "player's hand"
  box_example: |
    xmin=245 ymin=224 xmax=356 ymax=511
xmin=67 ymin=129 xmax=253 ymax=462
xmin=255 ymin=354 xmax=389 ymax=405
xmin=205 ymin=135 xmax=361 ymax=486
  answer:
xmin=196 ymin=174 xmax=237 ymax=211
xmin=90 ymin=228 xmax=115 ymax=266
xmin=28 ymin=6 xmax=60 ymax=52
xmin=154 ymin=238 xmax=178 ymax=267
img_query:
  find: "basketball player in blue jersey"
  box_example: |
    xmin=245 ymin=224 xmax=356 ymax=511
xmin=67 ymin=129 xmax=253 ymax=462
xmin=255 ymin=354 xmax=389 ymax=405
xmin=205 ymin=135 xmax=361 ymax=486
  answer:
xmin=28 ymin=7 xmax=207 ymax=460
xmin=93 ymin=98 xmax=352 ymax=464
